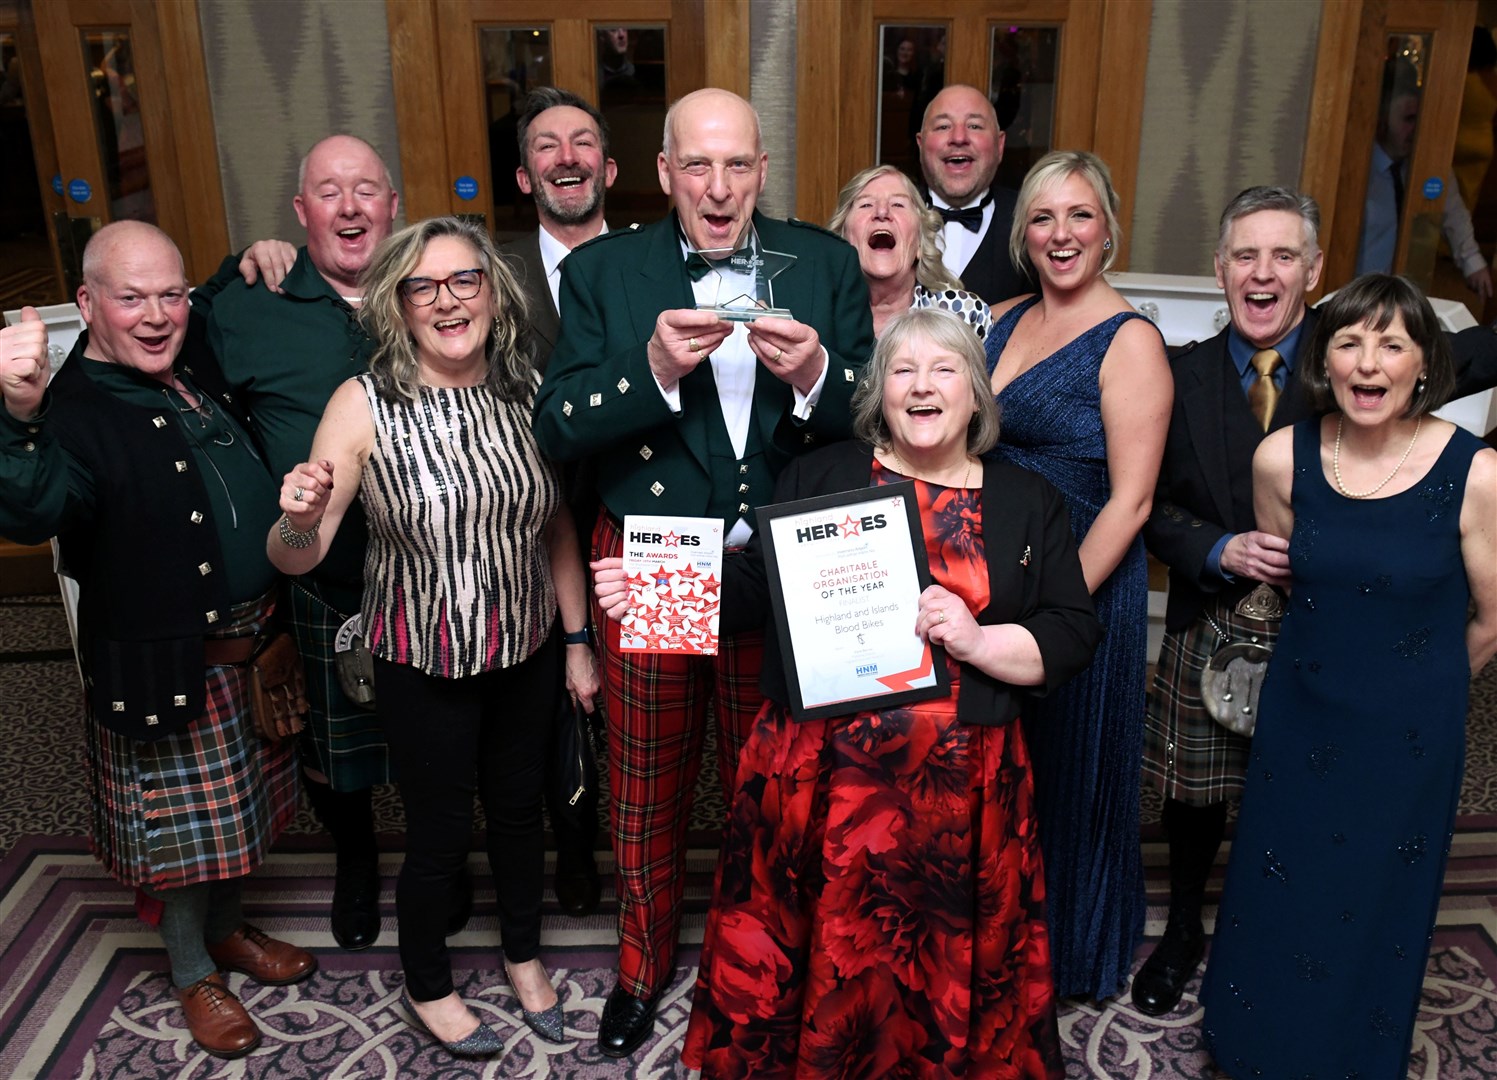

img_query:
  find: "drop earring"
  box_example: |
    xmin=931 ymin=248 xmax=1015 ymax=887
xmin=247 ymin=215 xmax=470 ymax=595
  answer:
xmin=1102 ymin=237 xmax=1113 ymax=251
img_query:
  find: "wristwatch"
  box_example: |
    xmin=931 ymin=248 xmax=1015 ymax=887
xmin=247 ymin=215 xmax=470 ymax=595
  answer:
xmin=562 ymin=627 xmax=591 ymax=645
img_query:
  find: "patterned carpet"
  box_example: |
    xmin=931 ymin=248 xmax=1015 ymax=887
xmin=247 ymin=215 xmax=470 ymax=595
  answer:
xmin=1 ymin=594 xmax=1494 ymax=1079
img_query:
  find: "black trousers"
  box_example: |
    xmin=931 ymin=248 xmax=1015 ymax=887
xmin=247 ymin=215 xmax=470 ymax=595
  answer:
xmin=376 ymin=632 xmax=559 ymax=1002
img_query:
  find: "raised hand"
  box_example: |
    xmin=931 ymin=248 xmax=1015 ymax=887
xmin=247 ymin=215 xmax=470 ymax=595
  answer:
xmin=280 ymin=458 xmax=334 ymax=529
xmin=0 ymin=306 xmax=49 ymax=422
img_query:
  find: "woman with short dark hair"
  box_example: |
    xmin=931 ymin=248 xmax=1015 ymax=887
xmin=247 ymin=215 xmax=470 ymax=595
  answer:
xmin=1201 ymin=273 xmax=1497 ymax=1077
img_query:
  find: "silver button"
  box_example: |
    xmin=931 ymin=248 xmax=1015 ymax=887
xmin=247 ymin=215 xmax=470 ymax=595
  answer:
xmin=803 ymin=434 xmax=814 ymax=444
xmin=617 ymin=378 xmax=630 ymax=394
xmin=589 ymin=393 xmax=602 ymax=406
xmin=174 ymin=695 xmax=187 ymax=706
xmin=145 ymin=715 xmax=159 ymax=726
xmin=650 ymin=482 xmax=664 ymax=496
xmin=844 ymin=368 xmax=855 ymax=382
xmin=562 ymin=401 xmax=573 ymax=416
xmin=190 ymin=511 xmax=204 ymax=524
xmin=22 ymin=441 xmax=34 ymax=452
xmin=205 ymin=610 xmax=219 ymax=624
xmin=738 ymin=483 xmax=749 ymax=493
xmin=175 ymin=460 xmax=188 ymax=473
xmin=738 ymin=464 xmax=748 ymax=474
xmin=198 ymin=562 xmax=211 ymax=576
xmin=738 ymin=503 xmax=749 ymax=514
xmin=112 ymin=700 xmax=125 ymax=712
xmin=25 ymin=425 xmax=37 ymax=434
xmin=639 ymin=445 xmax=653 ymax=460
xmin=151 ymin=416 xmax=167 ymax=428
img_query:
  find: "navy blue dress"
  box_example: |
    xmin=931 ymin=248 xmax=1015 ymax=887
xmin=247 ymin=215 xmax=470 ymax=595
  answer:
xmin=984 ymin=297 xmax=1152 ymax=998
xmin=1201 ymin=420 xmax=1483 ymax=1079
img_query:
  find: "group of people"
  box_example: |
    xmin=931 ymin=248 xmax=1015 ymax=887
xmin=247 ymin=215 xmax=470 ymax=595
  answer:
xmin=0 ymin=76 xmax=1494 ymax=1080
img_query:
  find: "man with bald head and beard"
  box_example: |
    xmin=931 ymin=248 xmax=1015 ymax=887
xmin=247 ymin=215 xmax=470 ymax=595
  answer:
xmin=916 ymin=83 xmax=1027 ymax=305
xmin=193 ymin=134 xmax=408 ymax=954
xmin=533 ymin=86 xmax=873 ymax=1057
xmin=0 ymin=222 xmax=314 ymax=1059
xmin=501 ymin=86 xmax=617 ymax=918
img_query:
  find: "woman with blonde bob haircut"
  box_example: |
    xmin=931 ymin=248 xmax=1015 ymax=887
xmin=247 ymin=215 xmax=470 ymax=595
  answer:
xmin=269 ymin=216 xmax=598 ymax=1056
xmin=829 ymin=164 xmax=993 ymax=339
xmin=984 ymin=148 xmax=1172 ymax=1000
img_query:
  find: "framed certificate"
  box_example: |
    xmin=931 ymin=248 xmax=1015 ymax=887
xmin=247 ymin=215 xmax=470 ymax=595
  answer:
xmin=757 ymin=481 xmax=950 ymax=721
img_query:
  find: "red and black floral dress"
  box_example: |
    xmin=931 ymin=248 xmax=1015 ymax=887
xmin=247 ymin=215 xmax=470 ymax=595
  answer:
xmin=682 ymin=463 xmax=1062 ymax=1078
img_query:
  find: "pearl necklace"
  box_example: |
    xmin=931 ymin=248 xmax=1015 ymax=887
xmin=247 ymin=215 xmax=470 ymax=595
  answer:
xmin=887 ymin=448 xmax=974 ymax=488
xmin=1332 ymin=413 xmax=1421 ymax=499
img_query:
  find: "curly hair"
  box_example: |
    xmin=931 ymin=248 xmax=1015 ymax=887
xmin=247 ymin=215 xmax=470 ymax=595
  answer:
xmin=358 ymin=217 xmax=533 ymax=404
xmin=828 ymin=164 xmax=963 ymax=294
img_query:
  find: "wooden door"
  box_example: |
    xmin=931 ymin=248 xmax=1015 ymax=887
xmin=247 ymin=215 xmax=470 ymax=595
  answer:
xmin=5 ymin=0 xmax=226 ymax=292
xmin=391 ymin=0 xmax=730 ymax=241
xmin=795 ymin=0 xmax=1149 ymax=250
xmin=1319 ymin=0 xmax=1477 ymax=294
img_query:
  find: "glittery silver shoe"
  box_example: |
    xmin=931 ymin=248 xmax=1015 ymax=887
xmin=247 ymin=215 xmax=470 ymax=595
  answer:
xmin=403 ymin=992 xmax=503 ymax=1057
xmin=519 ymin=1001 xmax=567 ymax=1043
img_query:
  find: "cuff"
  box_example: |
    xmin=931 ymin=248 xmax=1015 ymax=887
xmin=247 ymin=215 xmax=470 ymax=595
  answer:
xmin=1206 ymin=532 xmax=1235 ymax=583
xmin=790 ymin=346 xmax=830 ymax=420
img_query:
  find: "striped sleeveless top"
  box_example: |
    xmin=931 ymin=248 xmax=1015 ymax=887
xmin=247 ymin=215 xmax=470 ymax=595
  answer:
xmin=357 ymin=372 xmax=561 ymax=678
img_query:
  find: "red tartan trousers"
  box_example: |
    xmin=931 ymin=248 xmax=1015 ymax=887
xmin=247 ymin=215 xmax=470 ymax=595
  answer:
xmin=591 ymin=513 xmax=766 ymax=998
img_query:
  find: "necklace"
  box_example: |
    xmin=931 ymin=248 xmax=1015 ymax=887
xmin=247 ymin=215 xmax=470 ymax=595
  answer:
xmin=887 ymin=448 xmax=974 ymax=488
xmin=1332 ymin=413 xmax=1421 ymax=499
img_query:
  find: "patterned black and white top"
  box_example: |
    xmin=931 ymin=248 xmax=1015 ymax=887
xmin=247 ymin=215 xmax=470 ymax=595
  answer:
xmin=357 ymin=372 xmax=561 ymax=678
xmin=912 ymin=283 xmax=993 ymax=342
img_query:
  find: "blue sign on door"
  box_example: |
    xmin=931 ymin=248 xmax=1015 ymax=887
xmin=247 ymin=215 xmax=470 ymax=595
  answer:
xmin=1422 ymin=177 xmax=1443 ymax=200
xmin=454 ymin=176 xmax=479 ymax=200
xmin=51 ymin=174 xmax=64 ymax=196
xmin=68 ymin=178 xmax=93 ymax=203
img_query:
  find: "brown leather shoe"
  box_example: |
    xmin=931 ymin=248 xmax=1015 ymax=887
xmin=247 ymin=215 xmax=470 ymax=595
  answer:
xmin=177 ymin=973 xmax=261 ymax=1059
xmin=207 ymin=924 xmax=317 ymax=986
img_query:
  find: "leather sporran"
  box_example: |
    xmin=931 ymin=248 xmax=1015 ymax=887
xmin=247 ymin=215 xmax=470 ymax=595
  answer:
xmin=1198 ymin=583 xmax=1284 ymax=739
xmin=249 ymin=631 xmax=309 ymax=744
xmin=333 ymin=613 xmax=376 ymax=710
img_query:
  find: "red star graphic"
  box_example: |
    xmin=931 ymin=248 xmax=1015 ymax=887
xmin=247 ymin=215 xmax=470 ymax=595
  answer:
xmin=663 ymin=530 xmax=680 ymax=547
xmin=839 ymin=514 xmax=862 ymax=538
xmin=677 ymin=563 xmax=701 ymax=580
xmin=700 ymin=573 xmax=720 ymax=592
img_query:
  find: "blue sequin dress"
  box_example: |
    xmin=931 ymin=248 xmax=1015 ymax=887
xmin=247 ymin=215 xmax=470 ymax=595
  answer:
xmin=984 ymin=297 xmax=1152 ymax=998
xmin=1201 ymin=421 xmax=1484 ymax=1079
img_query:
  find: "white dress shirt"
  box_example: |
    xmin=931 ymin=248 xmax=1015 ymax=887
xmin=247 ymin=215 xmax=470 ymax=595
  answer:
xmin=930 ymin=188 xmax=996 ymax=281
xmin=540 ymin=221 xmax=608 ymax=312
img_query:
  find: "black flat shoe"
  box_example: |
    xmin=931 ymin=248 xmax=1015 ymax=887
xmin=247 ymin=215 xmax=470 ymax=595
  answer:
xmin=1131 ymin=912 xmax=1206 ymax=1017
xmin=446 ymin=864 xmax=473 ymax=937
xmin=597 ymin=983 xmax=660 ymax=1058
xmin=331 ymin=862 xmax=381 ymax=951
xmin=554 ymin=855 xmax=601 ymax=918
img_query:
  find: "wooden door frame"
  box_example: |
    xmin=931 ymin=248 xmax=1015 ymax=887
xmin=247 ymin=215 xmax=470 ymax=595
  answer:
xmin=794 ymin=0 xmax=1148 ymax=258
xmin=1315 ymin=0 xmax=1477 ymax=293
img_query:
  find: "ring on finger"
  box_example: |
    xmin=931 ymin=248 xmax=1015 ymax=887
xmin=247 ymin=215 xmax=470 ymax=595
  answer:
xmin=772 ymin=347 xmax=784 ymax=362
xmin=293 ymin=486 xmax=305 ymax=502
xmin=936 ymin=610 xmax=947 ymax=624
xmin=689 ymin=336 xmax=700 ymax=353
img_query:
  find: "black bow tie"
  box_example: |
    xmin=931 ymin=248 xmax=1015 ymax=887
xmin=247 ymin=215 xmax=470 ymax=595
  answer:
xmin=685 ymin=251 xmax=721 ymax=282
xmin=937 ymin=193 xmax=993 ymax=233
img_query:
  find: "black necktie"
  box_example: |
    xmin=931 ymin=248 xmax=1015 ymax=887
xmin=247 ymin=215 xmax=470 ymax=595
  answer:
xmin=937 ymin=192 xmax=993 ymax=233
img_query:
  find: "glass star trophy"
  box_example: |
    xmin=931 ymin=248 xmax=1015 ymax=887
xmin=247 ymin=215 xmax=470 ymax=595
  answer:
xmin=694 ymin=223 xmax=797 ymax=322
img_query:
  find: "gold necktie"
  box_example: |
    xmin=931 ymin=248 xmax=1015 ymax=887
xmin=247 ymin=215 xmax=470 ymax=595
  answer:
xmin=1248 ymin=349 xmax=1282 ymax=432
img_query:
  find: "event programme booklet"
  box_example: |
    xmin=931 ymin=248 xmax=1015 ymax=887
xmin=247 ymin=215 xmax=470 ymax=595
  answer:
xmin=758 ymin=482 xmax=949 ymax=720
xmin=619 ymin=515 xmax=725 ymax=655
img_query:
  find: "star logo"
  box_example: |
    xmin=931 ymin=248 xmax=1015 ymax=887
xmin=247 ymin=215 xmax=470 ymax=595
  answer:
xmin=663 ymin=530 xmax=680 ymax=547
xmin=839 ymin=514 xmax=862 ymax=538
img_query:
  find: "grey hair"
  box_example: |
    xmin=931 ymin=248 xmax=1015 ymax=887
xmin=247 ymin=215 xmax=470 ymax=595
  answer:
xmin=1009 ymin=150 xmax=1122 ymax=277
xmin=297 ymin=134 xmax=395 ymax=192
xmin=515 ymin=86 xmax=610 ymax=159
xmin=850 ymin=307 xmax=1000 ymax=456
xmin=661 ymin=88 xmax=763 ymax=158
xmin=1215 ymin=186 xmax=1321 ymax=259
xmin=358 ymin=217 xmax=533 ymax=404
xmin=827 ymin=164 xmax=963 ymax=293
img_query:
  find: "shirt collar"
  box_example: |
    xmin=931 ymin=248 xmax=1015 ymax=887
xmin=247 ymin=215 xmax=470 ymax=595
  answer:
xmin=929 ymin=187 xmax=990 ymax=212
xmin=538 ymin=221 xmax=608 ymax=277
xmin=1226 ymin=318 xmax=1307 ymax=378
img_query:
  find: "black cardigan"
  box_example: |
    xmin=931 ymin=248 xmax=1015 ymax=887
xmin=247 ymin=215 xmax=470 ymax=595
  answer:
xmin=724 ymin=441 xmax=1102 ymax=727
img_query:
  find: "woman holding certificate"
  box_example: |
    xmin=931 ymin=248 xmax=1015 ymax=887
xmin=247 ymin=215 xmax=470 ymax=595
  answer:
xmin=268 ymin=217 xmax=597 ymax=1055
xmin=595 ymin=308 xmax=1101 ymax=1076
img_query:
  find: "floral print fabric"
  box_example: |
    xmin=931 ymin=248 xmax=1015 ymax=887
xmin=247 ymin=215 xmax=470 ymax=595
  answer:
xmin=682 ymin=469 xmax=1062 ymax=1078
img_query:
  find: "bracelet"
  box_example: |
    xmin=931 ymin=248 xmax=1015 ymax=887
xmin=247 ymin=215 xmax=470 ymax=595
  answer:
xmin=278 ymin=514 xmax=322 ymax=549
xmin=562 ymin=627 xmax=591 ymax=645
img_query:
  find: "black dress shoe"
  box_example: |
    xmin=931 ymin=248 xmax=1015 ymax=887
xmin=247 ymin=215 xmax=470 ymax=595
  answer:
xmin=1131 ymin=912 xmax=1206 ymax=1016
xmin=554 ymin=855 xmax=601 ymax=917
xmin=331 ymin=862 xmax=381 ymax=951
xmin=446 ymin=864 xmax=473 ymax=937
xmin=597 ymin=983 xmax=660 ymax=1058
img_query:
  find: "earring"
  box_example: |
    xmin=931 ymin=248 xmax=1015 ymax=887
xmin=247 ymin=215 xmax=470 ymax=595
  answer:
xmin=1415 ymin=373 xmax=1428 ymax=395
xmin=1102 ymin=237 xmax=1113 ymax=251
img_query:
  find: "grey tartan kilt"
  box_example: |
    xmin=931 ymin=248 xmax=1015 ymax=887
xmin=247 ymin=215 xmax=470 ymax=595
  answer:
xmin=1142 ymin=598 xmax=1281 ymax=805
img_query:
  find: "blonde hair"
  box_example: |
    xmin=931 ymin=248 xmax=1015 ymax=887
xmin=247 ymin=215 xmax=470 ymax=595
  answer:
xmin=828 ymin=164 xmax=963 ymax=293
xmin=358 ymin=217 xmax=532 ymax=403
xmin=1009 ymin=150 xmax=1122 ymax=277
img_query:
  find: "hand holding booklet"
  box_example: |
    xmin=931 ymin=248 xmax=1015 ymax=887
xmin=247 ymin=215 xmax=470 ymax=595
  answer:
xmin=619 ymin=515 xmax=724 ymax=655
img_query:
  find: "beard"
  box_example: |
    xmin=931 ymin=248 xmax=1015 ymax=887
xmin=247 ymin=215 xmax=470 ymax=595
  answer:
xmin=528 ymin=167 xmax=606 ymax=225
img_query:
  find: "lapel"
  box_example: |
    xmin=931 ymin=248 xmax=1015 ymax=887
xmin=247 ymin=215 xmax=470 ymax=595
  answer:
xmin=514 ymin=231 xmax=560 ymax=363
xmin=1178 ymin=328 xmax=1238 ymax=527
xmin=1271 ymin=307 xmax=1320 ymax=431
xmin=625 ymin=214 xmax=714 ymax=471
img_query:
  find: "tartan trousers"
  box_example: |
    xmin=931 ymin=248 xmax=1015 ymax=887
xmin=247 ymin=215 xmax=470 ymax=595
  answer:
xmin=591 ymin=512 xmax=766 ymax=998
